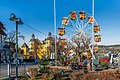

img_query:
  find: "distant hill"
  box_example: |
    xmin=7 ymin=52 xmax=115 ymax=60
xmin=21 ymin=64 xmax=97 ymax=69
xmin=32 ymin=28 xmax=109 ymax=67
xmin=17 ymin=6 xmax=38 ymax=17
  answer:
xmin=98 ymin=44 xmax=120 ymax=53
xmin=98 ymin=44 xmax=120 ymax=47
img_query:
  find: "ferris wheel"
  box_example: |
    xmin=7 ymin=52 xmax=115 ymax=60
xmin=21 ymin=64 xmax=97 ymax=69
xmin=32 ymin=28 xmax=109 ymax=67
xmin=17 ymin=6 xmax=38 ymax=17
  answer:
xmin=58 ymin=11 xmax=101 ymax=48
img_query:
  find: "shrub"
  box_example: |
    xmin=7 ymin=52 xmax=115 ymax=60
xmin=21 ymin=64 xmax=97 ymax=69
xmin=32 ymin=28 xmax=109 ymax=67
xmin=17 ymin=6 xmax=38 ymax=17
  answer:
xmin=69 ymin=70 xmax=84 ymax=80
xmin=27 ymin=68 xmax=38 ymax=80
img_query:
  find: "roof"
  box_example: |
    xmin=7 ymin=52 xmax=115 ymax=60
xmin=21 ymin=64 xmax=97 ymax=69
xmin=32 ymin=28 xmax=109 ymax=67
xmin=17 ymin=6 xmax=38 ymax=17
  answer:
xmin=29 ymin=38 xmax=35 ymax=42
xmin=0 ymin=30 xmax=6 ymax=35
xmin=0 ymin=22 xmax=5 ymax=30
xmin=45 ymin=36 xmax=53 ymax=40
xmin=21 ymin=43 xmax=29 ymax=48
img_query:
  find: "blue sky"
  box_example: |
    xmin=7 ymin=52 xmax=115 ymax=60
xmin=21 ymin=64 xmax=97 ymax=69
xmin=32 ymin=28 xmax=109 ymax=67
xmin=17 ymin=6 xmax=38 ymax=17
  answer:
xmin=0 ymin=0 xmax=120 ymax=46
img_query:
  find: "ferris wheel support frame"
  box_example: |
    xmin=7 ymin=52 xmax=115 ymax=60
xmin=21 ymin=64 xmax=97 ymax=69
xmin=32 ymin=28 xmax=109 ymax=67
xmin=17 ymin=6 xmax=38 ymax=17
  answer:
xmin=54 ymin=0 xmax=57 ymax=60
xmin=92 ymin=0 xmax=95 ymax=71
xmin=56 ymin=0 xmax=97 ymax=71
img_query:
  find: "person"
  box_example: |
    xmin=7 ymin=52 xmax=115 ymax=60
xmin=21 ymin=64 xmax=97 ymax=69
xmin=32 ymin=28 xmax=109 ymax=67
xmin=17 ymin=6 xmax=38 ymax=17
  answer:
xmin=79 ymin=61 xmax=84 ymax=69
xmin=83 ymin=58 xmax=87 ymax=65
xmin=83 ymin=57 xmax=88 ymax=73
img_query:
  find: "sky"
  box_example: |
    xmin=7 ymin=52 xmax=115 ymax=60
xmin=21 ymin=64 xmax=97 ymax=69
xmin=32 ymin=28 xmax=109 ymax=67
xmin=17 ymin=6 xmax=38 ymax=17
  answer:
xmin=0 ymin=0 xmax=120 ymax=46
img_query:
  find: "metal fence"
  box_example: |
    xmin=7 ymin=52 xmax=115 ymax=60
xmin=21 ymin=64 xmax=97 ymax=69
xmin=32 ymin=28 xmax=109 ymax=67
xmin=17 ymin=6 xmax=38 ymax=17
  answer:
xmin=0 ymin=63 xmax=8 ymax=78
xmin=0 ymin=63 xmax=38 ymax=79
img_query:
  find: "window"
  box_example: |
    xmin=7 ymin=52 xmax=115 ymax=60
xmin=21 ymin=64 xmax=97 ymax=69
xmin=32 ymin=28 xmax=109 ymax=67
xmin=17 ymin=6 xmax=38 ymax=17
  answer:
xmin=46 ymin=42 xmax=48 ymax=44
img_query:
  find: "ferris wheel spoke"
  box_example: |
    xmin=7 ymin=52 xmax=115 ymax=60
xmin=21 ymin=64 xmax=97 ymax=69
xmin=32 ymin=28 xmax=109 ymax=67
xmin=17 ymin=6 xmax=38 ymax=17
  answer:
xmin=65 ymin=29 xmax=76 ymax=33
xmin=67 ymin=14 xmax=71 ymax=18
xmin=69 ymin=20 xmax=79 ymax=30
xmin=65 ymin=32 xmax=76 ymax=36
xmin=76 ymin=21 xmax=82 ymax=30
xmin=66 ymin=26 xmax=78 ymax=32
xmin=82 ymin=32 xmax=92 ymax=43
xmin=76 ymin=15 xmax=82 ymax=29
xmin=65 ymin=33 xmax=77 ymax=39
xmin=82 ymin=22 xmax=89 ymax=30
xmin=81 ymin=31 xmax=87 ymax=38
xmin=75 ymin=20 xmax=79 ymax=29
xmin=78 ymin=20 xmax=84 ymax=29
xmin=94 ymin=19 xmax=98 ymax=24
xmin=84 ymin=26 xmax=92 ymax=32
xmin=86 ymin=12 xmax=91 ymax=16
xmin=77 ymin=31 xmax=83 ymax=38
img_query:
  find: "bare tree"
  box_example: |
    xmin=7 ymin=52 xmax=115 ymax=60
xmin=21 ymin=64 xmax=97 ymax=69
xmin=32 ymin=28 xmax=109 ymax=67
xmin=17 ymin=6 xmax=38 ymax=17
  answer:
xmin=56 ymin=37 xmax=65 ymax=62
xmin=5 ymin=31 xmax=25 ymax=52
xmin=69 ymin=34 xmax=91 ymax=62
xmin=0 ymin=22 xmax=7 ymax=43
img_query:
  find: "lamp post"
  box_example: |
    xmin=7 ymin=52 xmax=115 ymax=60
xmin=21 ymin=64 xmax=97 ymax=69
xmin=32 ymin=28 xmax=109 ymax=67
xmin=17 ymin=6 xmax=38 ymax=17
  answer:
xmin=9 ymin=13 xmax=23 ymax=80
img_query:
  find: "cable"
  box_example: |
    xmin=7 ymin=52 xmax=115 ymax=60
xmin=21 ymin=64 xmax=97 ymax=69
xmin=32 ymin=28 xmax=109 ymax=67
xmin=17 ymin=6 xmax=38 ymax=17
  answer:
xmin=23 ymin=23 xmax=47 ymax=36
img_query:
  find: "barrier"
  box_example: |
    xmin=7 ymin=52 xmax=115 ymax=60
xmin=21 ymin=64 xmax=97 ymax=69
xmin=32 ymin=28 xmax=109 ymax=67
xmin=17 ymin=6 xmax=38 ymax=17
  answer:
xmin=0 ymin=63 xmax=38 ymax=79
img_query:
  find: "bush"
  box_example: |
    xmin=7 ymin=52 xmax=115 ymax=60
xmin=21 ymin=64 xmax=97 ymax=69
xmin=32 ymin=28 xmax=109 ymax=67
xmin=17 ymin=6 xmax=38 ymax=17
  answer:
xmin=39 ymin=58 xmax=49 ymax=73
xmin=27 ymin=68 xmax=38 ymax=80
xmin=83 ymin=70 xmax=120 ymax=80
xmin=69 ymin=70 xmax=84 ymax=80
xmin=69 ymin=69 xmax=120 ymax=80
xmin=48 ymin=68 xmax=62 ymax=80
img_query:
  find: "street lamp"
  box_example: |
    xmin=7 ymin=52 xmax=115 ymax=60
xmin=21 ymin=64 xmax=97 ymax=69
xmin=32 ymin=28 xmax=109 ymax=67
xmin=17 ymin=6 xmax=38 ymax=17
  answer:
xmin=9 ymin=13 xmax=23 ymax=79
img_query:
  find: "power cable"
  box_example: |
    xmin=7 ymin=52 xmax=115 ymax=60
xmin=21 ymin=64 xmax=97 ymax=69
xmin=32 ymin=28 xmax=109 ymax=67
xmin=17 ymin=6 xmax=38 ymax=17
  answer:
xmin=23 ymin=23 xmax=47 ymax=36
